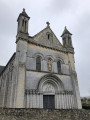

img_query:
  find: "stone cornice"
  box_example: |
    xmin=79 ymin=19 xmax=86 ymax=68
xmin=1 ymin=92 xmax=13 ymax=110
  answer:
xmin=16 ymin=35 xmax=74 ymax=54
xmin=27 ymin=40 xmax=74 ymax=54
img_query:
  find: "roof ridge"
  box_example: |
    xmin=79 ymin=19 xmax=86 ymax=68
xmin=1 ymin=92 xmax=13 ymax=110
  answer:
xmin=33 ymin=26 xmax=48 ymax=38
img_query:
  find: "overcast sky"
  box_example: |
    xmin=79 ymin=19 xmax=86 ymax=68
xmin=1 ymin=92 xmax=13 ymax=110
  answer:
xmin=0 ymin=0 xmax=90 ymax=97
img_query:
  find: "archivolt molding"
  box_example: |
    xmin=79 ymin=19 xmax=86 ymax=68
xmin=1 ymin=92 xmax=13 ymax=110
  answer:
xmin=32 ymin=53 xmax=44 ymax=60
xmin=54 ymin=57 xmax=64 ymax=64
xmin=37 ymin=74 xmax=64 ymax=93
xmin=44 ymin=55 xmax=54 ymax=62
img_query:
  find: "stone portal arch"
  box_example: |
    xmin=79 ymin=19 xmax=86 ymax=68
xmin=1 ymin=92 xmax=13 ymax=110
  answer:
xmin=37 ymin=74 xmax=64 ymax=93
xmin=37 ymin=74 xmax=64 ymax=109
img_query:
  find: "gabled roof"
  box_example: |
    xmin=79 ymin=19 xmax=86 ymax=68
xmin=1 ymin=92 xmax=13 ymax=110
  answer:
xmin=61 ymin=27 xmax=72 ymax=37
xmin=33 ymin=26 xmax=49 ymax=38
xmin=29 ymin=25 xmax=64 ymax=51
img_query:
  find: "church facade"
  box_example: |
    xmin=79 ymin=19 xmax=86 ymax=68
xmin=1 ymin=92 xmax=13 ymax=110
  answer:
xmin=0 ymin=9 xmax=82 ymax=109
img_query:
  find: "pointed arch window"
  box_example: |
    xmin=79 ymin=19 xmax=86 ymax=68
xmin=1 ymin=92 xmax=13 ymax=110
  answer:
xmin=57 ymin=61 xmax=61 ymax=74
xmin=36 ymin=56 xmax=41 ymax=71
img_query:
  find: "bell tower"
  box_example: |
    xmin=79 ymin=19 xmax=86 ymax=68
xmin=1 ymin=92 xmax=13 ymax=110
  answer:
xmin=15 ymin=9 xmax=30 ymax=108
xmin=61 ymin=27 xmax=74 ymax=53
xmin=16 ymin=8 xmax=30 ymax=42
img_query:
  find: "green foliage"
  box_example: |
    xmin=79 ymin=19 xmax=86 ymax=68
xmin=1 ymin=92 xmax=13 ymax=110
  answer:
xmin=81 ymin=98 xmax=90 ymax=109
xmin=82 ymin=105 xmax=90 ymax=109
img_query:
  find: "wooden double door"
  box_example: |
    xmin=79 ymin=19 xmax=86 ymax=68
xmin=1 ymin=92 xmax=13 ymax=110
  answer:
xmin=43 ymin=95 xmax=55 ymax=109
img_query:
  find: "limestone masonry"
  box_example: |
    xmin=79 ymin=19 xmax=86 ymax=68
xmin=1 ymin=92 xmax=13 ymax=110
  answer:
xmin=0 ymin=9 xmax=82 ymax=109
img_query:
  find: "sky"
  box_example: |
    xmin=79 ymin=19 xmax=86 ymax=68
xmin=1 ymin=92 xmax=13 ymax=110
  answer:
xmin=0 ymin=0 xmax=90 ymax=97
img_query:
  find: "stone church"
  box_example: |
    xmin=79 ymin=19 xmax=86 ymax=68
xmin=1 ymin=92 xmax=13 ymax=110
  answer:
xmin=0 ymin=9 xmax=82 ymax=109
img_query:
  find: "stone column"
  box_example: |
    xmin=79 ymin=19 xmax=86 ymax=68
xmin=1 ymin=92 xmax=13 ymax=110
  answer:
xmin=39 ymin=94 xmax=43 ymax=108
xmin=62 ymin=93 xmax=64 ymax=109
xmin=30 ymin=94 xmax=33 ymax=108
xmin=36 ymin=94 xmax=39 ymax=108
xmin=26 ymin=90 xmax=30 ymax=108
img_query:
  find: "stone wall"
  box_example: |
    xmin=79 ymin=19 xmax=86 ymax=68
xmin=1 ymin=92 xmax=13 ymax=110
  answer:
xmin=0 ymin=108 xmax=90 ymax=120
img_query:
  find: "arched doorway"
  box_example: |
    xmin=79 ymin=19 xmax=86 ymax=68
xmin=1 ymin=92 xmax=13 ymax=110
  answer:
xmin=37 ymin=74 xmax=64 ymax=109
xmin=43 ymin=82 xmax=56 ymax=109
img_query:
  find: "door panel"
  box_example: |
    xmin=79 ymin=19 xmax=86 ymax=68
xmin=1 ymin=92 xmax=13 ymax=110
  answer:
xmin=43 ymin=95 xmax=55 ymax=109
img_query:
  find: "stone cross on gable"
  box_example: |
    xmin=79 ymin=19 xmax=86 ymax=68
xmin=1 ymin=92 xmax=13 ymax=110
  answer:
xmin=46 ymin=21 xmax=50 ymax=27
xmin=65 ymin=26 xmax=67 ymax=29
xmin=23 ymin=8 xmax=25 ymax=12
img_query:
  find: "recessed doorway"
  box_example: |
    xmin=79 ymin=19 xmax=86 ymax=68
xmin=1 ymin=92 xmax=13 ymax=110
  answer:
xmin=43 ymin=95 xmax=55 ymax=109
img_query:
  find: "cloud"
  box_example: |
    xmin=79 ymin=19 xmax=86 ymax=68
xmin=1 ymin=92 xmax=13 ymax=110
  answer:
xmin=0 ymin=1 xmax=17 ymax=36
xmin=0 ymin=0 xmax=90 ymax=97
xmin=48 ymin=0 xmax=78 ymax=14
